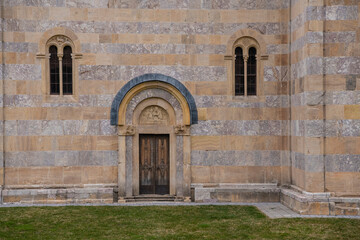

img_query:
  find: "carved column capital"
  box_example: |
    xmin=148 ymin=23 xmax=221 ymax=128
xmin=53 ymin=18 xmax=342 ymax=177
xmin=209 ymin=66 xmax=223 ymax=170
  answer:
xmin=243 ymin=55 xmax=249 ymax=62
xmin=118 ymin=125 xmax=136 ymax=136
xmin=174 ymin=124 xmax=190 ymax=136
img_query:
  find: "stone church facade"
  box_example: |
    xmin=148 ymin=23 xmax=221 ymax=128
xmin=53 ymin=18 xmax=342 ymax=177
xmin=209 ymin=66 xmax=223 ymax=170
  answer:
xmin=0 ymin=0 xmax=359 ymax=215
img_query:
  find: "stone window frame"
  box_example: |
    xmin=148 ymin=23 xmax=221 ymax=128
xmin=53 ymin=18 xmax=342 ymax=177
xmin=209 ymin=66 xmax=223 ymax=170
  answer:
xmin=36 ymin=27 xmax=82 ymax=102
xmin=225 ymin=29 xmax=268 ymax=100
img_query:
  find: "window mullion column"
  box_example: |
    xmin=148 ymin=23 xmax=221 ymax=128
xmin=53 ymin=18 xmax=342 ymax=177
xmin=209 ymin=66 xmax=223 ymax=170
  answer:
xmin=244 ymin=55 xmax=248 ymax=96
xmin=58 ymin=53 xmax=63 ymax=96
xmin=256 ymin=54 xmax=259 ymax=96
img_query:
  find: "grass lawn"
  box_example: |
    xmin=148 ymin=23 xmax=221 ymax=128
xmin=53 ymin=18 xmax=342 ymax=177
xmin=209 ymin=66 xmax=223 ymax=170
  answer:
xmin=0 ymin=205 xmax=359 ymax=239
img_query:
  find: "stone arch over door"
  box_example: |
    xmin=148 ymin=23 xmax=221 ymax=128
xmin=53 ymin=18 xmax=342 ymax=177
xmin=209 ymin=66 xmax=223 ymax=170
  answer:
xmin=110 ymin=74 xmax=198 ymax=202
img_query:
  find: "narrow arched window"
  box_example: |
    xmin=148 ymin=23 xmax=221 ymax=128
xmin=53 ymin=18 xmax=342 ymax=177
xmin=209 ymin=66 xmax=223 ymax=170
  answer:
xmin=62 ymin=46 xmax=73 ymax=95
xmin=235 ymin=47 xmax=244 ymax=96
xmin=247 ymin=47 xmax=257 ymax=96
xmin=49 ymin=45 xmax=60 ymax=95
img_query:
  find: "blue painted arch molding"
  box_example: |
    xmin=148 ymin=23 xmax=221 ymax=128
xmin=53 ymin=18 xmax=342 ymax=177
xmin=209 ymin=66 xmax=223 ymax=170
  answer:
xmin=110 ymin=73 xmax=198 ymax=126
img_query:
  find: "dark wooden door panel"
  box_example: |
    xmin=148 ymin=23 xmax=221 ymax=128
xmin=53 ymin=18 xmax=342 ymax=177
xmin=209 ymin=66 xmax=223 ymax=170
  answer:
xmin=155 ymin=136 xmax=169 ymax=194
xmin=139 ymin=135 xmax=169 ymax=195
xmin=139 ymin=136 xmax=155 ymax=194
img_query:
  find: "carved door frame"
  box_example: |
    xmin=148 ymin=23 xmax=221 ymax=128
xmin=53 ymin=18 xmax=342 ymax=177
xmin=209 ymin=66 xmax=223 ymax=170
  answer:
xmin=117 ymin=94 xmax=190 ymax=201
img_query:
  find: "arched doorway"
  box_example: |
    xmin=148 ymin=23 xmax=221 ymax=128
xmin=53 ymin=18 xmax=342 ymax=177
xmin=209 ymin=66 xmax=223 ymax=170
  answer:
xmin=110 ymin=74 xmax=198 ymax=201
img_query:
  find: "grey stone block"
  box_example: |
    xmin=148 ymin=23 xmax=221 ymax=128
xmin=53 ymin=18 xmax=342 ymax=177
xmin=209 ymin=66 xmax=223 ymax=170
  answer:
xmin=346 ymin=76 xmax=357 ymax=91
xmin=191 ymin=150 xmax=282 ymax=166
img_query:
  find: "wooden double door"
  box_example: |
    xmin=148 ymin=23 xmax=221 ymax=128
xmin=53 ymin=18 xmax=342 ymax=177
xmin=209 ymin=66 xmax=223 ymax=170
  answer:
xmin=139 ymin=134 xmax=170 ymax=195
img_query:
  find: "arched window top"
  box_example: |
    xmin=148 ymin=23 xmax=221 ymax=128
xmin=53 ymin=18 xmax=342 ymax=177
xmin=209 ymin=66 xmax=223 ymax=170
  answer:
xmin=233 ymin=37 xmax=259 ymax=57
xmin=225 ymin=28 xmax=267 ymax=58
xmin=37 ymin=27 xmax=81 ymax=55
xmin=46 ymin=35 xmax=75 ymax=55
xmin=235 ymin=46 xmax=243 ymax=55
xmin=249 ymin=47 xmax=257 ymax=56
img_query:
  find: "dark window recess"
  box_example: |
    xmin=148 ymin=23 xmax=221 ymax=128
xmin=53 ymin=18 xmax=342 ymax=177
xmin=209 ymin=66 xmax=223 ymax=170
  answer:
xmin=247 ymin=47 xmax=257 ymax=96
xmin=235 ymin=47 xmax=244 ymax=96
xmin=62 ymin=46 xmax=73 ymax=95
xmin=49 ymin=45 xmax=60 ymax=95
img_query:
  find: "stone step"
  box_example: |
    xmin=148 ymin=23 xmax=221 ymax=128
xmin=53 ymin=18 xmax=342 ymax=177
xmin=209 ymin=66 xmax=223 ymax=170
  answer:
xmin=125 ymin=195 xmax=180 ymax=202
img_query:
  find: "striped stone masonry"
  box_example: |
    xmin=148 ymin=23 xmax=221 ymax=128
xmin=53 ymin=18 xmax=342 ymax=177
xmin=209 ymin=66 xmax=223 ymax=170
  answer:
xmin=0 ymin=0 xmax=359 ymax=215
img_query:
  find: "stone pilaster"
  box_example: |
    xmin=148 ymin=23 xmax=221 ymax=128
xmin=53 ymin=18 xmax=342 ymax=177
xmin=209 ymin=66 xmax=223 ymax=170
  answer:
xmin=0 ymin=0 xmax=5 ymax=202
xmin=117 ymin=125 xmax=135 ymax=202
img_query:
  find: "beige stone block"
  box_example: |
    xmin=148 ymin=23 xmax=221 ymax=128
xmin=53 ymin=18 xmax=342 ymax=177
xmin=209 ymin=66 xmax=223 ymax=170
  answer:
xmin=64 ymin=166 xmax=82 ymax=184
xmin=102 ymin=166 xmax=117 ymax=184
xmin=5 ymin=167 xmax=19 ymax=185
xmin=82 ymin=107 xmax=110 ymax=119
xmin=191 ymin=166 xmax=211 ymax=183
xmin=99 ymin=34 xmax=112 ymax=43
xmin=0 ymin=168 xmax=3 ymax=186
xmin=49 ymin=7 xmax=70 ymax=20
xmin=82 ymin=166 xmax=117 ymax=184
xmin=326 ymin=105 xmax=344 ymax=120
xmin=14 ymin=6 xmax=32 ymax=19
xmin=304 ymin=137 xmax=324 ymax=155
xmin=116 ymin=34 xmax=139 ymax=44
xmin=5 ymin=52 xmax=16 ymax=64
xmin=304 ymin=171 xmax=324 ymax=192
xmin=18 ymin=53 xmax=36 ymax=64
xmin=209 ymin=54 xmax=224 ymax=66
xmin=13 ymin=32 xmax=25 ymax=42
xmin=170 ymin=10 xmax=185 ymax=22
xmin=113 ymin=9 xmax=136 ymax=22
xmin=164 ymin=54 xmax=190 ymax=66
xmin=25 ymin=32 xmax=42 ymax=43
xmin=326 ymin=172 xmax=360 ymax=195
xmin=31 ymin=7 xmax=49 ymax=20
xmin=191 ymin=136 xmax=221 ymax=151
xmin=3 ymin=6 xmax=14 ymax=18
xmin=263 ymin=81 xmax=288 ymax=95
xmin=95 ymin=53 xmax=112 ymax=65
xmin=345 ymin=105 xmax=360 ymax=119
xmin=154 ymin=9 xmax=170 ymax=22
xmin=292 ymin=167 xmax=305 ymax=190
xmin=304 ymin=202 xmax=330 ymax=215
xmin=3 ymin=196 xmax=22 ymax=203
xmin=4 ymin=107 xmax=25 ymax=120
xmin=5 ymin=136 xmax=54 ymax=152
xmin=16 ymin=167 xmax=49 ymax=185
xmin=197 ymin=108 xmax=207 ymax=121
xmin=113 ymin=54 xmax=138 ymax=65
xmin=136 ymin=9 xmax=155 ymax=21
xmin=140 ymin=34 xmax=155 ymax=44
xmin=70 ymin=8 xmax=88 ymax=21
xmin=3 ymin=32 xmax=14 ymax=42
xmin=80 ymin=54 xmax=96 ymax=65
xmin=195 ymin=82 xmax=227 ymax=95
xmin=77 ymin=33 xmax=99 ymax=44
xmin=58 ymin=107 xmax=83 ymax=120
xmin=95 ymin=136 xmax=118 ymax=151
